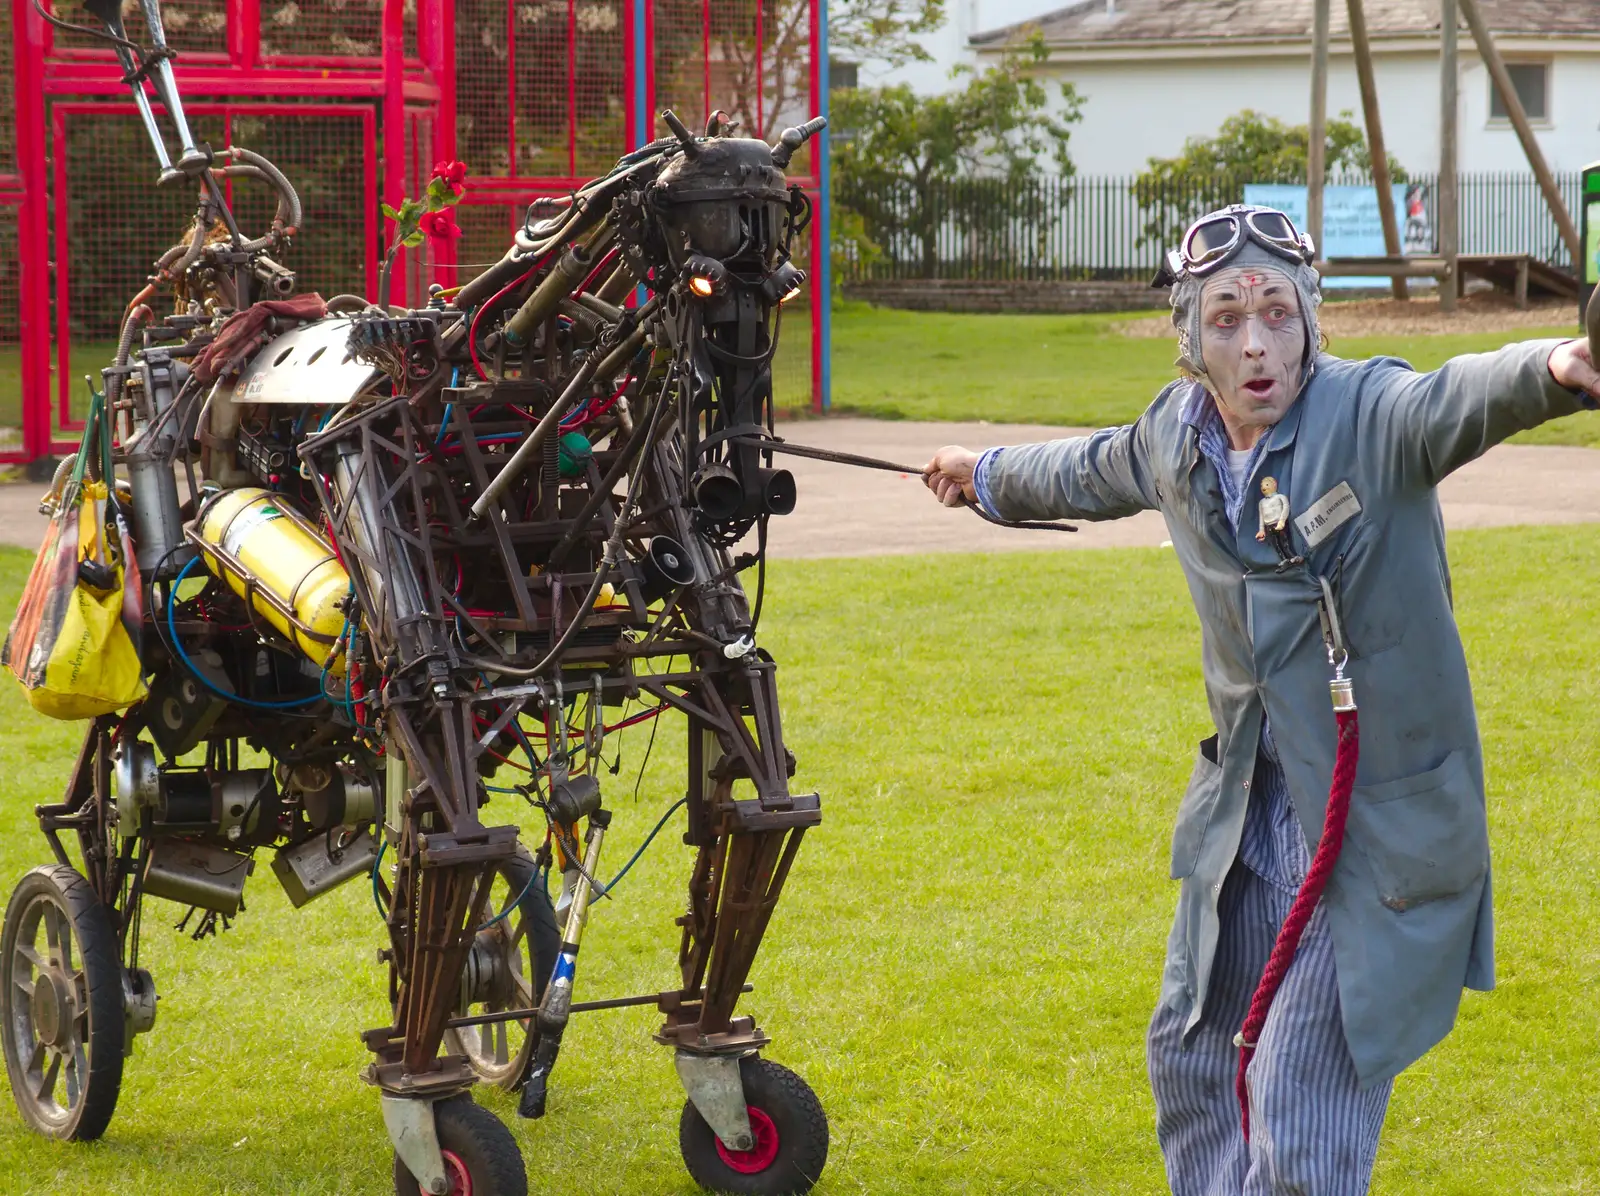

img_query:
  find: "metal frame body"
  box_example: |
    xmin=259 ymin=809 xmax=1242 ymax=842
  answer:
xmin=6 ymin=20 xmax=831 ymax=1173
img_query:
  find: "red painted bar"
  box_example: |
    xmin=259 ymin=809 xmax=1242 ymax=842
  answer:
xmin=382 ymin=0 xmax=407 ymax=302
xmin=12 ymin=0 xmax=53 ymax=463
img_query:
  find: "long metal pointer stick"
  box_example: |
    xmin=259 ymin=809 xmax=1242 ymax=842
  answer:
xmin=731 ymin=435 xmax=1078 ymax=533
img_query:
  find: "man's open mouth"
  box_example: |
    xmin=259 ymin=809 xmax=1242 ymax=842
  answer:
xmin=1244 ymin=378 xmax=1276 ymax=396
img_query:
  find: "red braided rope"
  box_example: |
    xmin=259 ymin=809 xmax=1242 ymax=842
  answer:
xmin=1235 ymin=707 xmax=1360 ymax=1140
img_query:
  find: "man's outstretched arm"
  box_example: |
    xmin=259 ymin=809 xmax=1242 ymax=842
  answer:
xmin=924 ymin=418 xmax=1159 ymax=523
xmin=1362 ymin=337 xmax=1600 ymax=490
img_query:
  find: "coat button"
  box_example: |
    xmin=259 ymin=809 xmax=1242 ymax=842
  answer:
xmin=1243 ymin=780 xmax=1251 ymax=790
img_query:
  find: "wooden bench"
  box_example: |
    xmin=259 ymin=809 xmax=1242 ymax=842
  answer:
xmin=1315 ymin=254 xmax=1578 ymax=308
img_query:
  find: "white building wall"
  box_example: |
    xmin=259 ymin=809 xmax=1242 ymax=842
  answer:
xmin=886 ymin=32 xmax=1600 ymax=177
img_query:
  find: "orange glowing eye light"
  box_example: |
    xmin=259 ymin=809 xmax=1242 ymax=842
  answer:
xmin=779 ymin=284 xmax=802 ymax=303
xmin=689 ymin=276 xmax=716 ymax=297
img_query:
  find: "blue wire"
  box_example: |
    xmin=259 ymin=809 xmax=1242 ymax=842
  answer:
xmin=604 ymin=797 xmax=688 ymax=892
xmin=478 ymin=862 xmax=542 ymax=931
xmin=435 ymin=403 xmax=454 ymax=448
xmin=166 ymin=557 xmax=323 ymax=710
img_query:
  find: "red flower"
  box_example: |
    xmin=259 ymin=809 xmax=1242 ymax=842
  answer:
xmin=419 ymin=210 xmax=461 ymax=240
xmin=431 ymin=159 xmax=467 ymax=189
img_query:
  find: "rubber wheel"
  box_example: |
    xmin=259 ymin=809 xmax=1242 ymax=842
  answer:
xmin=392 ymin=1095 xmax=529 ymax=1196
xmin=0 ymin=864 xmax=126 ymax=1141
xmin=679 ymin=1057 xmax=829 ymax=1195
xmin=444 ymin=848 xmax=559 ymax=1091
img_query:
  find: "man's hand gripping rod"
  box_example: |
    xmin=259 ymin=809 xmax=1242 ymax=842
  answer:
xmin=731 ymin=435 xmax=1078 ymax=533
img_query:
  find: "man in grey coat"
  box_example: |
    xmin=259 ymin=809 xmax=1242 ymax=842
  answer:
xmin=922 ymin=205 xmax=1600 ymax=1194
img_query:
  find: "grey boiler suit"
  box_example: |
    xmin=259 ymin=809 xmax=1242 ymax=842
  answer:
xmin=972 ymin=339 xmax=1586 ymax=1192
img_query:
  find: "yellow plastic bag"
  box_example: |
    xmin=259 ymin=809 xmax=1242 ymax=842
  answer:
xmin=3 ymin=393 xmax=147 ymax=719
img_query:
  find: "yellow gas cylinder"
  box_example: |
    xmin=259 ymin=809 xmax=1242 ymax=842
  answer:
xmin=194 ymin=487 xmax=351 ymax=672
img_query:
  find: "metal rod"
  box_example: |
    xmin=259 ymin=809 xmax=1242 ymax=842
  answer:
xmin=469 ymin=296 xmax=661 ymax=522
xmin=443 ymin=983 xmax=755 ymax=1029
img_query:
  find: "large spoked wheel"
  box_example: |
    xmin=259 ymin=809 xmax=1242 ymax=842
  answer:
xmin=444 ymin=849 xmax=559 ymax=1090
xmin=679 ymin=1057 xmax=829 ymax=1196
xmin=0 ymin=865 xmax=126 ymax=1141
xmin=392 ymin=1095 xmax=529 ymax=1196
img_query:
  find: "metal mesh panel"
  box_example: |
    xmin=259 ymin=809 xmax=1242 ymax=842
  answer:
xmin=573 ymin=0 xmax=627 ymax=176
xmin=455 ymin=0 xmax=624 ymax=180
xmin=0 ymin=203 xmax=21 ymax=451
xmin=512 ymin=0 xmax=575 ymax=176
xmin=49 ymin=0 xmax=229 ymax=54
xmin=455 ymin=0 xmax=513 ymax=176
xmin=652 ymin=0 xmax=815 ymax=156
xmin=228 ymin=112 xmax=373 ymax=301
xmin=652 ymin=0 xmax=710 ymax=133
xmin=449 ymin=203 xmax=519 ymax=286
xmin=56 ymin=110 xmax=227 ymax=363
xmin=260 ymin=0 xmax=383 ymax=59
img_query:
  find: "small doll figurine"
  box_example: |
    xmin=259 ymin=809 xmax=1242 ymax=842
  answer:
xmin=1257 ymin=476 xmax=1290 ymax=542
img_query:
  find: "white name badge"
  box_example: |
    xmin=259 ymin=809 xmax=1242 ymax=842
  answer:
xmin=1294 ymin=481 xmax=1361 ymax=549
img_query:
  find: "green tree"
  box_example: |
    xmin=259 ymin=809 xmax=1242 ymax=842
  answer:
xmin=1133 ymin=109 xmax=1408 ymax=247
xmin=833 ymin=35 xmax=1082 ymax=277
xmin=831 ymin=0 xmax=946 ymax=70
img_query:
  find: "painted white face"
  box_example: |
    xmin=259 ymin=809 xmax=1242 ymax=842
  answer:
xmin=1198 ymin=266 xmax=1306 ymax=445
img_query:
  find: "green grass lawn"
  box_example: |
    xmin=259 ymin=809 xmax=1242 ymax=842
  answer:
xmin=2 ymin=527 xmax=1599 ymax=1193
xmin=826 ymin=302 xmax=1600 ymax=448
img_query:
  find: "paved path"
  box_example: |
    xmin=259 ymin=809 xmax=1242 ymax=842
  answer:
xmin=2 ymin=418 xmax=1596 ymax=559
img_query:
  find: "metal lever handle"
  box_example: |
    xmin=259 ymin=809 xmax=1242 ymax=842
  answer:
xmin=659 ymin=109 xmax=699 ymax=156
xmin=133 ymin=0 xmax=209 ymax=177
xmin=771 ymin=116 xmax=827 ymax=168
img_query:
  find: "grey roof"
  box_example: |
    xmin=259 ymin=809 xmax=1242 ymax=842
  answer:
xmin=973 ymin=0 xmax=1600 ymax=47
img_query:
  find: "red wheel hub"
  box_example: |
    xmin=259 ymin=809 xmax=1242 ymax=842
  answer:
xmin=442 ymin=1149 xmax=473 ymax=1196
xmin=716 ymin=1106 xmax=780 ymax=1174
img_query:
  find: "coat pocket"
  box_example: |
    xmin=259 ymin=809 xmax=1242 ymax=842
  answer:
xmin=1170 ymin=735 xmax=1223 ymax=880
xmin=1346 ymin=750 xmax=1488 ymax=912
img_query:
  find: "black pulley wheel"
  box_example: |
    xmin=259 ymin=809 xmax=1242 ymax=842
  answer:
xmin=0 ymin=864 xmax=126 ymax=1141
xmin=445 ymin=848 xmax=559 ymax=1090
xmin=679 ymin=1056 xmax=829 ymax=1196
xmin=392 ymin=1095 xmax=529 ymax=1196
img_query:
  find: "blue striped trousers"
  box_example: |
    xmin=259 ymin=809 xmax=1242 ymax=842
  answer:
xmin=1146 ymin=861 xmax=1394 ymax=1195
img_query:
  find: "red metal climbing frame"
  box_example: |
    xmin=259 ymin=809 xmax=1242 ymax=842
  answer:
xmin=2 ymin=0 xmax=825 ymax=467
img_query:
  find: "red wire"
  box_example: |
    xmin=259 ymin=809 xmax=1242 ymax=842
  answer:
xmin=467 ymin=253 xmax=549 ymax=381
xmin=575 ymin=246 xmax=620 ymax=294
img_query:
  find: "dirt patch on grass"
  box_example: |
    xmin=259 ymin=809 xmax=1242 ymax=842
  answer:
xmin=1113 ymin=290 xmax=1577 ymax=340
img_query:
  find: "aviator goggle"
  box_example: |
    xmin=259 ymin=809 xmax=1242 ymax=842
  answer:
xmin=1153 ymin=205 xmax=1317 ymax=286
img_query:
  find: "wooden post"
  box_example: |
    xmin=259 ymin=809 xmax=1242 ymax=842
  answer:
xmin=1307 ymin=0 xmax=1331 ymax=251
xmin=1347 ymin=0 xmax=1406 ymax=299
xmin=1457 ymin=0 xmax=1582 ymax=265
xmin=1439 ymin=0 xmax=1459 ymax=312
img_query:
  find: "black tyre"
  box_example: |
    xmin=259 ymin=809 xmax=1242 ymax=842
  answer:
xmin=392 ymin=1095 xmax=529 ymax=1196
xmin=679 ymin=1056 xmax=829 ymax=1196
xmin=0 ymin=864 xmax=126 ymax=1141
xmin=445 ymin=848 xmax=559 ymax=1090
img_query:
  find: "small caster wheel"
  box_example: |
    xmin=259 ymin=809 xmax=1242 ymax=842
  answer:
xmin=393 ymin=1095 xmax=528 ymax=1196
xmin=0 ymin=864 xmax=126 ymax=1141
xmin=679 ymin=1056 xmax=829 ymax=1195
xmin=445 ymin=848 xmax=560 ymax=1091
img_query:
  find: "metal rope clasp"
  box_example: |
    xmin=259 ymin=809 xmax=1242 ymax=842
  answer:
xmin=1316 ymin=575 xmax=1357 ymax=712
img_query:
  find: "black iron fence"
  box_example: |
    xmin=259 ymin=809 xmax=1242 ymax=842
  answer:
xmin=834 ymin=172 xmax=1583 ymax=282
